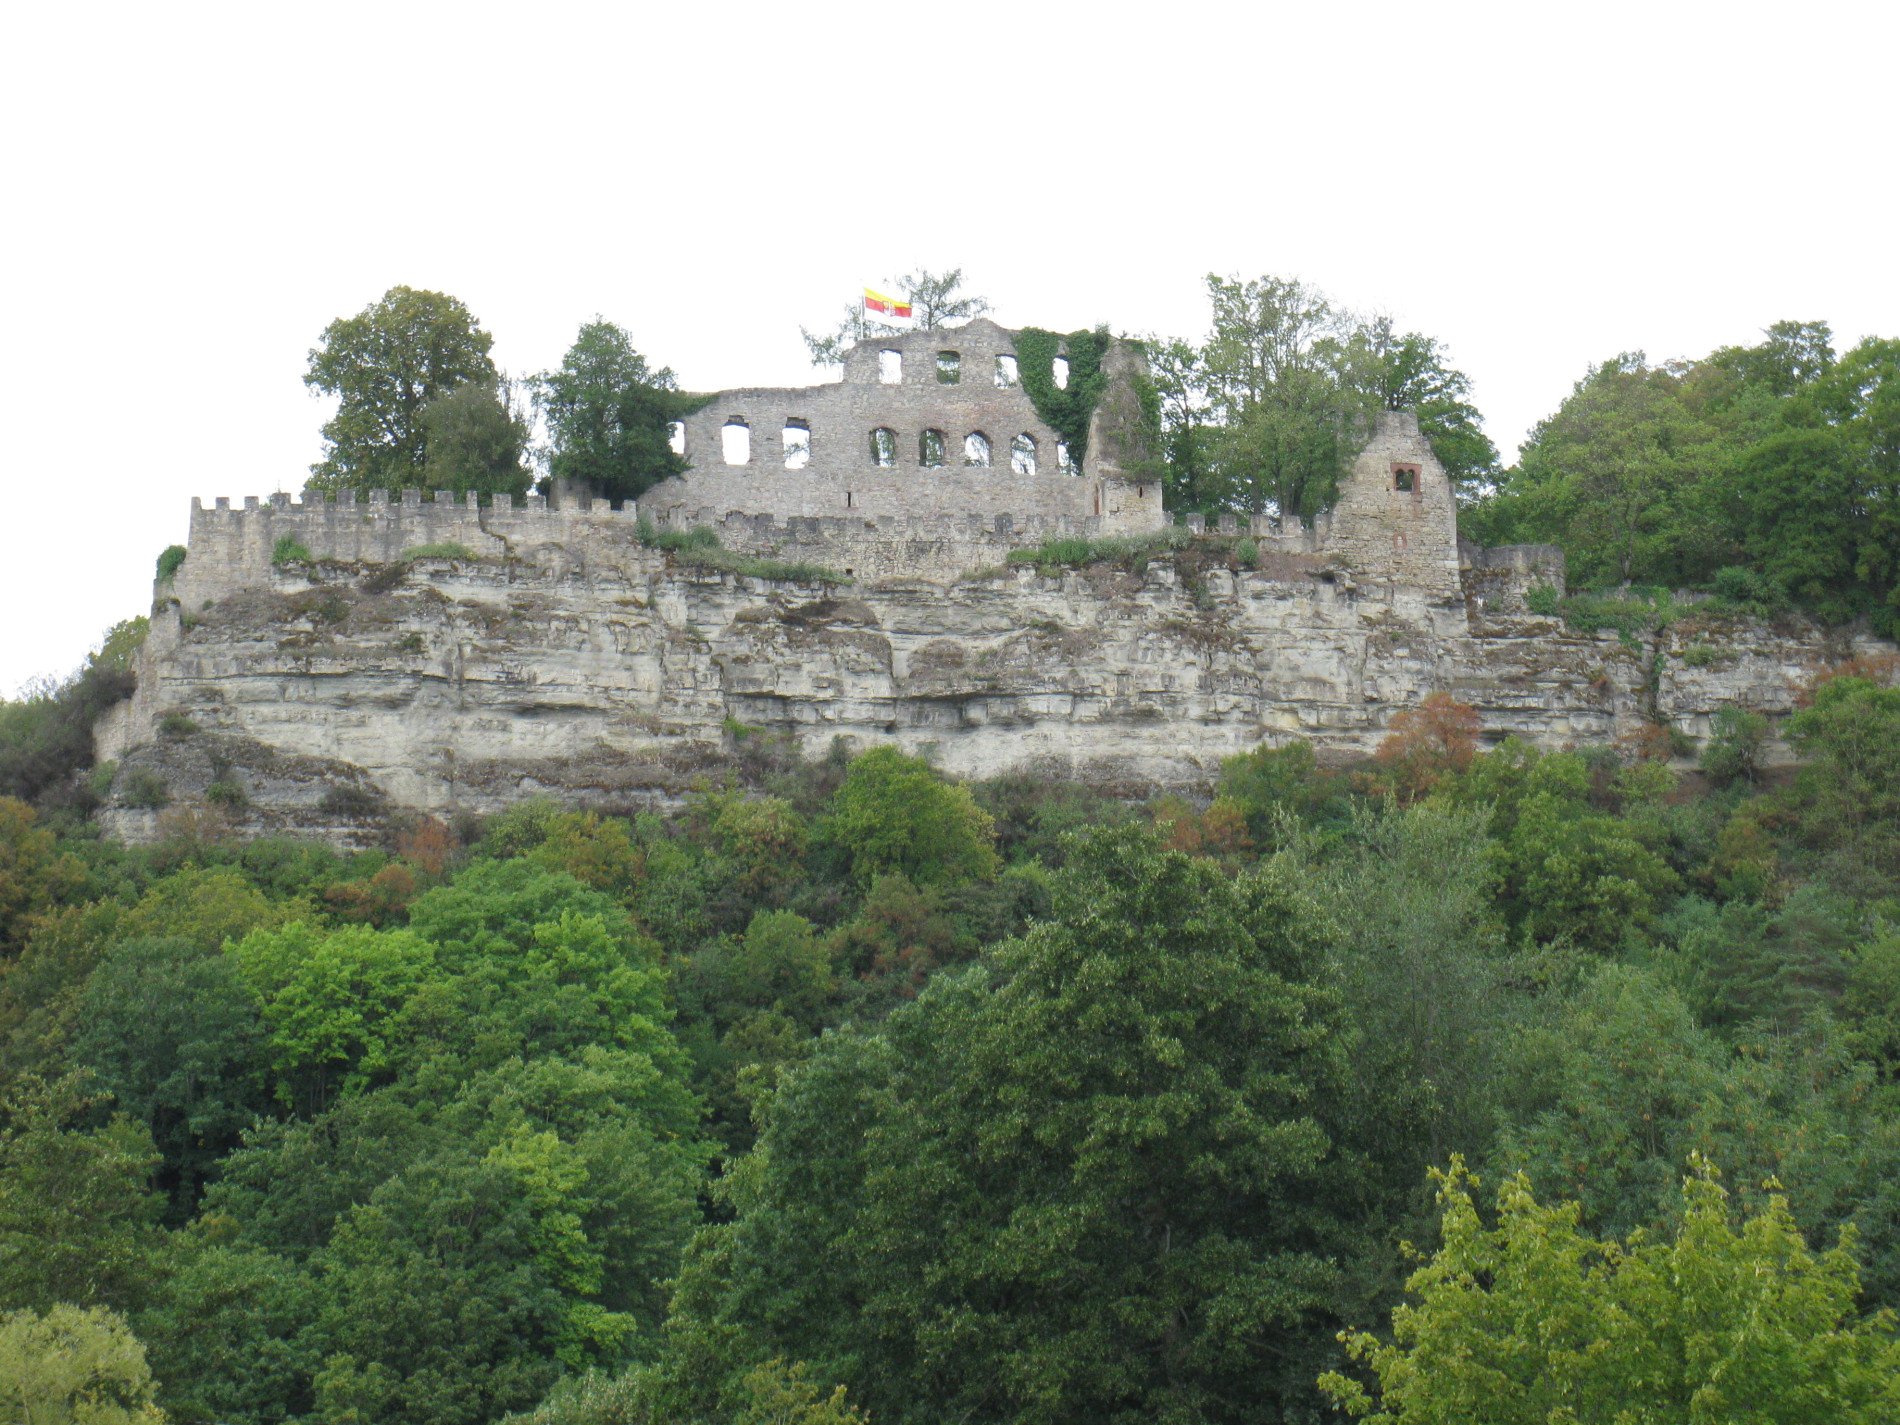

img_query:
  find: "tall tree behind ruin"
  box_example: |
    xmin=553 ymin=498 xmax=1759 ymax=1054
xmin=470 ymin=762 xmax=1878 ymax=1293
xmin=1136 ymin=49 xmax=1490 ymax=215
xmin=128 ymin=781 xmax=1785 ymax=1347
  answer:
xmin=304 ymin=287 xmax=498 ymax=497
xmin=1175 ymin=275 xmax=1496 ymax=519
xmin=1198 ymin=274 xmax=1354 ymax=519
xmin=800 ymin=268 xmax=991 ymax=366
xmin=535 ymin=320 xmax=694 ymax=504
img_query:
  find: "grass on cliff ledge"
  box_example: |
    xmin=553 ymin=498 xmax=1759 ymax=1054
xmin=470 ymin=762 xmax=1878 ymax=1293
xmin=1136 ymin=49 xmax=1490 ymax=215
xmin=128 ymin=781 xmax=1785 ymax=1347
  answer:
xmin=635 ymin=517 xmax=848 ymax=586
xmin=1006 ymin=526 xmax=1192 ymax=575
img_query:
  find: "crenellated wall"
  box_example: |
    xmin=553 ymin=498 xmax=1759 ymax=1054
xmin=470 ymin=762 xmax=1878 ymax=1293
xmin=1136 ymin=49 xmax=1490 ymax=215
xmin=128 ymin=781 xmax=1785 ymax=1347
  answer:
xmin=167 ymin=489 xmax=1148 ymax=598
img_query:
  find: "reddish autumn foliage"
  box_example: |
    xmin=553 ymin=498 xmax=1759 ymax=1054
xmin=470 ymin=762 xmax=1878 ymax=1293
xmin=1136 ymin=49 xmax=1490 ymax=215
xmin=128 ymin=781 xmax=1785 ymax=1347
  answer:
xmin=1372 ymin=693 xmax=1481 ymax=803
xmin=395 ymin=816 xmax=457 ymax=876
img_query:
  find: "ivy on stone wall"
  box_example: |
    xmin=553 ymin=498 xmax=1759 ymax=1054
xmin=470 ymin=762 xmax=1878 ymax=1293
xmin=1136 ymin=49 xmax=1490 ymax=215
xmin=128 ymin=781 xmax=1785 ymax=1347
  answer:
xmin=1016 ymin=328 xmax=1112 ymax=467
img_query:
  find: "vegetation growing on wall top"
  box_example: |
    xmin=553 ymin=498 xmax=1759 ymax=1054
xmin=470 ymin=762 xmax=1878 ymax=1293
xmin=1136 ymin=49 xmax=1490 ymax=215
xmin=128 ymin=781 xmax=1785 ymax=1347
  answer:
xmin=1015 ymin=327 xmax=1112 ymax=469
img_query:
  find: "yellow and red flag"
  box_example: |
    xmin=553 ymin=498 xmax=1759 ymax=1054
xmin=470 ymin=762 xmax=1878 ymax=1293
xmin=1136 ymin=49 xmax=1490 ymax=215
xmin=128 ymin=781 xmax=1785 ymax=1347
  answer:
xmin=864 ymin=287 xmax=914 ymax=323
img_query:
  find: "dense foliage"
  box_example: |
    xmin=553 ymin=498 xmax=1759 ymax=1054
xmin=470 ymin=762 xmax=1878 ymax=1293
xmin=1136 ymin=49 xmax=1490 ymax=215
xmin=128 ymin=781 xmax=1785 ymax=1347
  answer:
xmin=1463 ymin=323 xmax=1900 ymax=634
xmin=304 ymin=286 xmax=513 ymax=499
xmin=1149 ymin=274 xmax=1500 ymax=520
xmin=535 ymin=322 xmax=699 ymax=505
xmin=0 ymin=652 xmax=1897 ymax=1419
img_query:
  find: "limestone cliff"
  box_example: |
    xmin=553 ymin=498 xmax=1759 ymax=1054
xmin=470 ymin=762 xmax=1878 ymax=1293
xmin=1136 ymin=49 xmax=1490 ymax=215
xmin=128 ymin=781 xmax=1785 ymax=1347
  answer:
xmin=93 ymin=532 xmax=1892 ymax=846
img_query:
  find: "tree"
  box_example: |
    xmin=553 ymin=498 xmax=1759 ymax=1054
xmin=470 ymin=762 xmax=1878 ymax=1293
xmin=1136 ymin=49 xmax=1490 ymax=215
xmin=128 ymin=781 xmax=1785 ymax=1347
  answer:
xmin=304 ymin=287 xmax=497 ymax=496
xmin=1787 ymin=673 xmax=1900 ymax=874
xmin=226 ymin=922 xmax=440 ymax=1114
xmin=419 ymin=378 xmax=533 ymax=501
xmin=800 ymin=268 xmax=990 ymax=366
xmin=0 ymin=1074 xmax=164 ymax=1315
xmin=1371 ymin=692 xmax=1480 ymax=803
xmin=536 ymin=321 xmax=692 ymax=505
xmin=654 ymin=826 xmax=1362 ymax=1424
xmin=821 ymin=746 xmax=998 ymax=887
xmin=0 ymin=1304 xmax=166 ymax=1425
xmin=0 ymin=798 xmax=86 ymax=959
xmin=1143 ymin=336 xmax=1219 ymax=513
xmin=1321 ymin=1159 xmax=1900 ymax=1423
xmin=1200 ymin=273 xmax=1351 ymax=518
xmin=1341 ymin=318 xmax=1499 ymax=491
xmin=69 ymin=937 xmax=268 ymax=1221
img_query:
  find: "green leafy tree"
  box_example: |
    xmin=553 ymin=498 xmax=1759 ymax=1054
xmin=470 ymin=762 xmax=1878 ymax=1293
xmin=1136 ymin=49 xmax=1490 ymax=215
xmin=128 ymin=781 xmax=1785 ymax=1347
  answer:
xmin=0 ymin=1304 xmax=166 ymax=1425
xmin=0 ymin=797 xmax=86 ymax=959
xmin=1321 ymin=1159 xmax=1900 ymax=1423
xmin=69 ymin=937 xmax=269 ymax=1221
xmin=419 ymin=377 xmax=533 ymax=501
xmin=0 ymin=1074 xmax=164 ymax=1315
xmin=1787 ymin=674 xmax=1900 ymax=874
xmin=800 ymin=268 xmax=990 ymax=365
xmin=536 ymin=322 xmax=692 ymax=505
xmin=822 ymin=746 xmax=998 ymax=887
xmin=1341 ymin=317 xmax=1499 ymax=490
xmin=655 ymin=826 xmax=1362 ymax=1424
xmin=1200 ymin=272 xmax=1352 ymax=518
xmin=304 ymin=287 xmax=497 ymax=496
xmin=1141 ymin=336 xmax=1219 ymax=512
xmin=226 ymin=922 xmax=440 ymax=1113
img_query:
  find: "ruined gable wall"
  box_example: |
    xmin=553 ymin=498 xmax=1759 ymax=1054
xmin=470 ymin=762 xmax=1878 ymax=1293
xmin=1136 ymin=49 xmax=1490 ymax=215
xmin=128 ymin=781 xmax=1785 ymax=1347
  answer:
xmin=1323 ymin=410 xmax=1464 ymax=602
xmin=641 ymin=320 xmax=1165 ymax=534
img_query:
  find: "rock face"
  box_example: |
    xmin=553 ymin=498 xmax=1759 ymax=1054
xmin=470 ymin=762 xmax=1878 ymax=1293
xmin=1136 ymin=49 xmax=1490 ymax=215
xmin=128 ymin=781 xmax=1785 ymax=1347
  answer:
xmin=94 ymin=529 xmax=1892 ymax=846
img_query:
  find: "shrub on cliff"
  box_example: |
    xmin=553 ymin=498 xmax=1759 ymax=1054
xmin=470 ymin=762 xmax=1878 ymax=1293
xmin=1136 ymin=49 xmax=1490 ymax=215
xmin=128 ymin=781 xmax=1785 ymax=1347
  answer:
xmin=0 ymin=618 xmax=143 ymax=812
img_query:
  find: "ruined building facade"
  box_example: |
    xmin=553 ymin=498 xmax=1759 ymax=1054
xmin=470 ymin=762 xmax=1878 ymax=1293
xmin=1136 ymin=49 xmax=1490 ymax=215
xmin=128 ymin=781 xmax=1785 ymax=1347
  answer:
xmin=637 ymin=319 xmax=1163 ymax=534
xmin=90 ymin=322 xmax=1894 ymax=844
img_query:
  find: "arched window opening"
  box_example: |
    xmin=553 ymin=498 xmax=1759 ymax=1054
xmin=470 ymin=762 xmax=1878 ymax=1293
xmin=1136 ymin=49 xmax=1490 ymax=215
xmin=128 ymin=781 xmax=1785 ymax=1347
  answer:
xmin=919 ymin=429 xmax=946 ymax=467
xmin=721 ymin=419 xmax=750 ymax=465
xmin=1393 ymin=463 xmax=1419 ymax=494
xmin=1053 ymin=356 xmax=1070 ymax=390
xmin=994 ymin=354 xmax=1019 ymax=388
xmin=870 ymin=428 xmax=897 ymax=467
xmin=964 ymin=432 xmax=991 ymax=467
xmin=937 ymin=351 xmax=961 ymax=384
xmin=878 ymin=350 xmax=902 ymax=384
xmin=782 ymin=420 xmax=810 ymax=470
xmin=1010 ymin=433 xmax=1037 ymax=475
xmin=1056 ymin=440 xmax=1075 ymax=474
xmin=667 ymin=421 xmax=686 ymax=456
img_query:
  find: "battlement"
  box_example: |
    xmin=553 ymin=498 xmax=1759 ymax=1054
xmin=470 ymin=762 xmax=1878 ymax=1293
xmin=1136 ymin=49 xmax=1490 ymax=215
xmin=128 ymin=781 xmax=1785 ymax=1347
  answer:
xmin=166 ymin=487 xmax=1132 ymax=600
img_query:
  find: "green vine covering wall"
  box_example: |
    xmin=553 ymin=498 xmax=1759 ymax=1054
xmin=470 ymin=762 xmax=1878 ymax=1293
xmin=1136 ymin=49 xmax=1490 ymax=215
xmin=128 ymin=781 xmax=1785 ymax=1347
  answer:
xmin=1015 ymin=328 xmax=1111 ymax=467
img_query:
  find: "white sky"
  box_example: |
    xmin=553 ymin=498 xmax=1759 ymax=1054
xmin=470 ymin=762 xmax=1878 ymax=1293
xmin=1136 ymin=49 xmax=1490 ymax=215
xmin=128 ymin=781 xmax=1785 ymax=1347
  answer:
xmin=3 ymin=0 xmax=1895 ymax=693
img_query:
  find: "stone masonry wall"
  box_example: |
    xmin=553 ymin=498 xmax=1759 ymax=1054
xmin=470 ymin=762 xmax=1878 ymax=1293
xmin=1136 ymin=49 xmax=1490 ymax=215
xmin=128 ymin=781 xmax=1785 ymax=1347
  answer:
xmin=641 ymin=319 xmax=1165 ymax=535
xmin=166 ymin=492 xmax=1132 ymax=600
xmin=1323 ymin=410 xmax=1465 ymax=603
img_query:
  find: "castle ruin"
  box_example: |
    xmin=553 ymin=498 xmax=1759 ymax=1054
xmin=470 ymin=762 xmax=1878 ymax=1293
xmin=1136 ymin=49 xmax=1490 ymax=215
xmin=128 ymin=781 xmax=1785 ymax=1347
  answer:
xmin=92 ymin=319 xmax=1891 ymax=845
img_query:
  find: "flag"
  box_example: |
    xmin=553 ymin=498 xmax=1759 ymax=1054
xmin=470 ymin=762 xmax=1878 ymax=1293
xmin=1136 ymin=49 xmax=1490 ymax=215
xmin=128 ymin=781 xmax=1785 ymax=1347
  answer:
xmin=864 ymin=287 xmax=914 ymax=324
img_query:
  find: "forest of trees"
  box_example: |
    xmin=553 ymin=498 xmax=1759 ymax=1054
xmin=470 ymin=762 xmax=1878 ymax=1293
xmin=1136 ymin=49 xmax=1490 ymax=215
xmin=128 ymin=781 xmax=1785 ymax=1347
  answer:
xmin=4 ymin=282 xmax=1900 ymax=1421
xmin=2 ymin=672 xmax=1900 ymax=1421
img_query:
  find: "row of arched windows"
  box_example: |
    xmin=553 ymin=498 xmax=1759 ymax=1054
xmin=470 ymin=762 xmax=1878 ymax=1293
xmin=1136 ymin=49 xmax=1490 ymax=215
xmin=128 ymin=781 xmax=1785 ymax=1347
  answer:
xmin=874 ymin=428 xmax=1060 ymax=475
xmin=713 ymin=419 xmax=1074 ymax=475
xmin=875 ymin=349 xmax=1068 ymax=389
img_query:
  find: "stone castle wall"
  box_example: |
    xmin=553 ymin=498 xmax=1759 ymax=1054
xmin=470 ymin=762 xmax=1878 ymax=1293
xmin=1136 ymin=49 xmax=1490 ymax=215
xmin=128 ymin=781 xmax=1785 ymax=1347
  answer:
xmin=167 ymin=491 xmax=1140 ymax=600
xmin=1321 ymin=410 xmax=1465 ymax=601
xmin=639 ymin=319 xmax=1164 ymax=535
